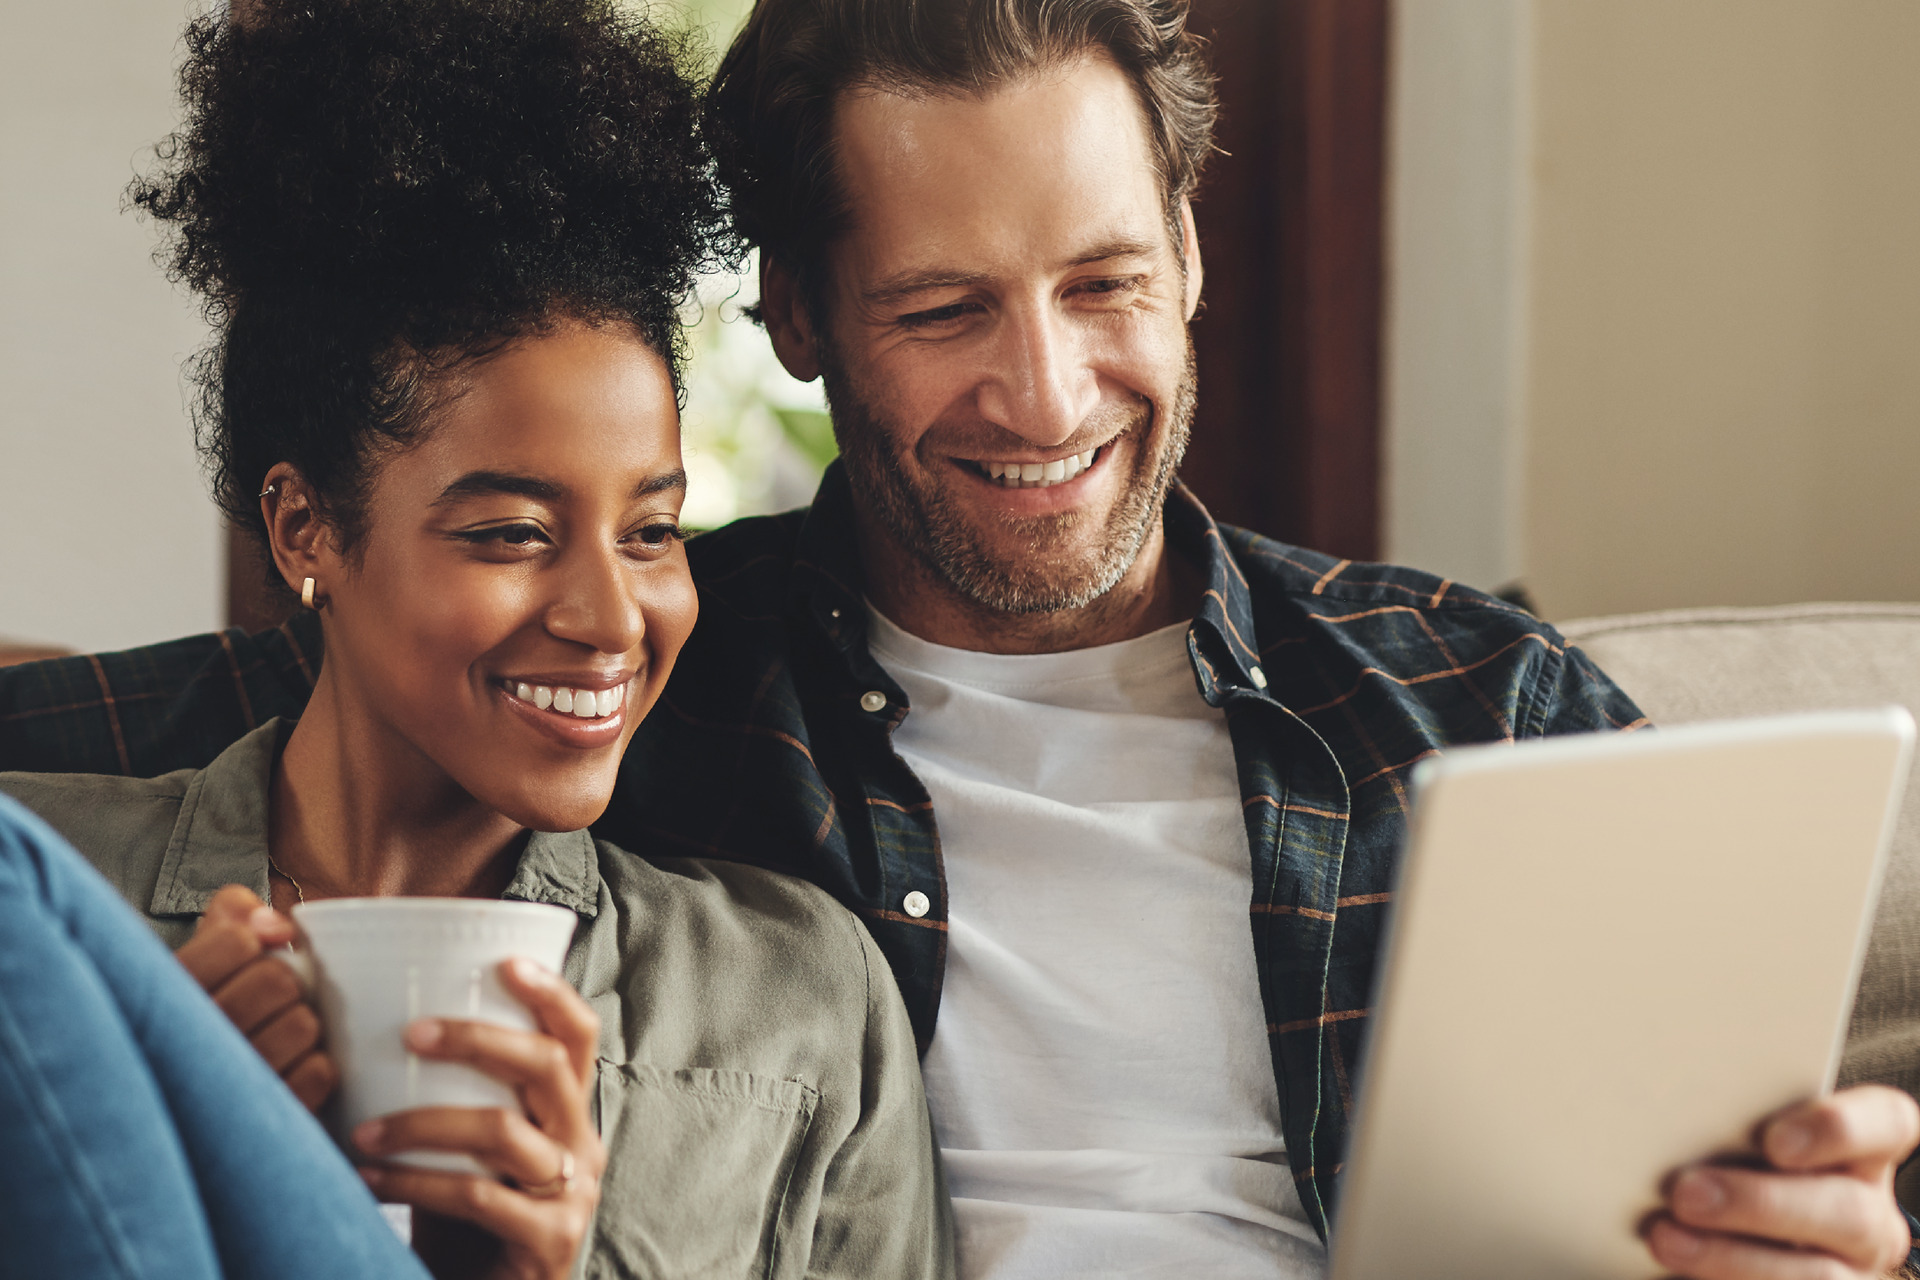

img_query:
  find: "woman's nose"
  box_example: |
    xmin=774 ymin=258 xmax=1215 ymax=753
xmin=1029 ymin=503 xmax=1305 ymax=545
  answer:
xmin=544 ymin=548 xmax=645 ymax=654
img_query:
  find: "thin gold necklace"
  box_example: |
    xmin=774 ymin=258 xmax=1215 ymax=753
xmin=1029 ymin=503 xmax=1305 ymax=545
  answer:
xmin=266 ymin=852 xmax=306 ymax=906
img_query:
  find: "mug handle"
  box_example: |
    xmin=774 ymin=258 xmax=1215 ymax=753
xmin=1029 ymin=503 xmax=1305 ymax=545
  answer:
xmin=266 ymin=942 xmax=316 ymax=995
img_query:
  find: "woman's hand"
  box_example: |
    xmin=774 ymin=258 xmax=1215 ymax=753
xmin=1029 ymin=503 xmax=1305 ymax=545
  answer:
xmin=175 ymin=884 xmax=337 ymax=1111
xmin=353 ymin=958 xmax=606 ymax=1280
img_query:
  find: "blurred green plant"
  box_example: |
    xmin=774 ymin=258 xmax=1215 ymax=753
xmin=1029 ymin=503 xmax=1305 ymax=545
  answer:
xmin=649 ymin=0 xmax=837 ymax=529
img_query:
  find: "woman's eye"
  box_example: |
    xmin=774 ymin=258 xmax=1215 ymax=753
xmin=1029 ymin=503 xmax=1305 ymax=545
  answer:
xmin=453 ymin=523 xmax=548 ymax=549
xmin=634 ymin=522 xmax=685 ymax=547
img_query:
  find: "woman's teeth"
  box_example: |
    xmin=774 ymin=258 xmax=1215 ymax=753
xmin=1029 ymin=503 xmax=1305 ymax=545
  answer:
xmin=509 ymin=681 xmax=624 ymax=720
xmin=980 ymin=449 xmax=1098 ymax=489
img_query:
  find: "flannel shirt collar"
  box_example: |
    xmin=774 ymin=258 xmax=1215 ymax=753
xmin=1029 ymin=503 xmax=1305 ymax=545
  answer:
xmin=149 ymin=717 xmax=600 ymax=919
xmin=784 ymin=461 xmax=1274 ymax=698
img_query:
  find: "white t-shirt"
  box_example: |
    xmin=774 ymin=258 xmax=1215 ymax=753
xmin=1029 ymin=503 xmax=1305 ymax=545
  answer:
xmin=867 ymin=609 xmax=1328 ymax=1280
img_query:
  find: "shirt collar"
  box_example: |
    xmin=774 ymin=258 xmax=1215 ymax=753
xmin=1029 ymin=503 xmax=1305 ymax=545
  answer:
xmin=786 ymin=462 xmax=1270 ymax=700
xmin=150 ymin=717 xmax=600 ymax=919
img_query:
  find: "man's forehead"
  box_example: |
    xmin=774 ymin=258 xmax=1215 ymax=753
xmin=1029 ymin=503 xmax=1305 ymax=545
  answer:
xmin=828 ymin=52 xmax=1170 ymax=280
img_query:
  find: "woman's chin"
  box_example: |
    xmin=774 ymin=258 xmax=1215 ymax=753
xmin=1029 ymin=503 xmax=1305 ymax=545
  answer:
xmin=478 ymin=775 xmax=616 ymax=836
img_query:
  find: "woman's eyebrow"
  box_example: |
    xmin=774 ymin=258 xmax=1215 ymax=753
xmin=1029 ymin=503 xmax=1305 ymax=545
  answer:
xmin=431 ymin=470 xmax=566 ymax=506
xmin=633 ymin=468 xmax=687 ymax=499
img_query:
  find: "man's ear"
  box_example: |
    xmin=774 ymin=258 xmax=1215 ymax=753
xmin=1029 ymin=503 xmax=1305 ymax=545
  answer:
xmin=259 ymin=464 xmax=340 ymax=602
xmin=1178 ymin=196 xmax=1205 ymax=322
xmin=759 ymin=254 xmax=824 ymax=383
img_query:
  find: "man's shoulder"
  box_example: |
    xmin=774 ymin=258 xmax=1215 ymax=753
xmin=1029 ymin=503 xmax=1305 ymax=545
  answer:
xmin=685 ymin=507 xmax=813 ymax=615
xmin=0 ymin=619 xmax=317 ymax=776
xmin=1219 ymin=523 xmax=1540 ymax=622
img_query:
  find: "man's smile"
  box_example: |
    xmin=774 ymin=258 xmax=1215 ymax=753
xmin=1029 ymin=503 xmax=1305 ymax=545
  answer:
xmin=966 ymin=446 xmax=1102 ymax=489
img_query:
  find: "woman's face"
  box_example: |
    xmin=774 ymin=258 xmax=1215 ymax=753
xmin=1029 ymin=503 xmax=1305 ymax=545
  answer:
xmin=310 ymin=321 xmax=696 ymax=832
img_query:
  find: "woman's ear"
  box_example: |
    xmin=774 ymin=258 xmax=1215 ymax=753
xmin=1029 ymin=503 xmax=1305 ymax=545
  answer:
xmin=759 ymin=254 xmax=824 ymax=383
xmin=258 ymin=465 xmax=339 ymax=606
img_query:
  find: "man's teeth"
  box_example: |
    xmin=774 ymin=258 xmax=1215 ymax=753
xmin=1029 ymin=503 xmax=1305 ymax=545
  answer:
xmin=510 ymin=682 xmax=624 ymax=719
xmin=980 ymin=449 xmax=1098 ymax=489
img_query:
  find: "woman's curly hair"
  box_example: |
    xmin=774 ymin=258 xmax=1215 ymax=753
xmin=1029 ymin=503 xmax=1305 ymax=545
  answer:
xmin=132 ymin=0 xmax=734 ymax=556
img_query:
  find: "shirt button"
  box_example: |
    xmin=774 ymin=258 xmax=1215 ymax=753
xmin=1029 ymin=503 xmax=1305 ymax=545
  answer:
xmin=859 ymin=690 xmax=889 ymax=713
xmin=830 ymin=608 xmax=842 ymax=619
xmin=1249 ymin=665 xmax=1269 ymax=690
xmin=902 ymin=891 xmax=930 ymax=918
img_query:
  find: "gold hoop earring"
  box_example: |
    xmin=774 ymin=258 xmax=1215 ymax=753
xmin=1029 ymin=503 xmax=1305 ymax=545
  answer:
xmin=301 ymin=577 xmax=318 ymax=610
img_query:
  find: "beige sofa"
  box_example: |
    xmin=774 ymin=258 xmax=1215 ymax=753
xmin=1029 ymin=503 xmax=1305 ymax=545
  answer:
xmin=1562 ymin=602 xmax=1920 ymax=1200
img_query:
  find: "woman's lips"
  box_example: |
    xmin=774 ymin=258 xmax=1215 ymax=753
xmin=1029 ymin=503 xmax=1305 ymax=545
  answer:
xmin=502 ymin=680 xmax=624 ymax=720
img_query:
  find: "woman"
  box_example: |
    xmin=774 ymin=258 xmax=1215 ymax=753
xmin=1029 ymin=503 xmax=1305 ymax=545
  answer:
xmin=0 ymin=2 xmax=950 ymax=1277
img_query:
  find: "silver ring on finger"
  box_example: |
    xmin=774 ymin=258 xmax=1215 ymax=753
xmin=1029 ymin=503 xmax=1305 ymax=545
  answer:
xmin=520 ymin=1147 xmax=576 ymax=1199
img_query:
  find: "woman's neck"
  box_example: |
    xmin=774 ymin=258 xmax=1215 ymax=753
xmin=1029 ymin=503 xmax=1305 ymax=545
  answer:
xmin=269 ymin=674 xmax=527 ymax=900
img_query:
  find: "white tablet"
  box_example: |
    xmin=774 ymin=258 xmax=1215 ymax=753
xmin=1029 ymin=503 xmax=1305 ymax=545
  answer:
xmin=1331 ymin=708 xmax=1915 ymax=1280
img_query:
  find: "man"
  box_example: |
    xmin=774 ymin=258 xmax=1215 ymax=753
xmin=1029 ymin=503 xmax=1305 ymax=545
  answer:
xmin=4 ymin=0 xmax=1916 ymax=1276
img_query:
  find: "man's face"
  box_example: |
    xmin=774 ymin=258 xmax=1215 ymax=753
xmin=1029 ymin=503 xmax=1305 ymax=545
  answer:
xmin=809 ymin=53 xmax=1201 ymax=616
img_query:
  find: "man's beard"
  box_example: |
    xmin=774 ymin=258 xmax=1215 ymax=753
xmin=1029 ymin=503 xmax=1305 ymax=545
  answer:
xmin=820 ymin=339 xmax=1197 ymax=616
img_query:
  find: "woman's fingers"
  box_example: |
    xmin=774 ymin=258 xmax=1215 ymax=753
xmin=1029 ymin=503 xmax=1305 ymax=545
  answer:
xmin=283 ymin=1050 xmax=338 ymax=1113
xmin=497 ymin=958 xmax=600 ymax=1088
xmin=176 ymin=886 xmax=292 ymax=991
xmin=354 ymin=1107 xmax=566 ymax=1190
xmin=211 ymin=952 xmax=307 ymax=1034
xmin=248 ymin=999 xmax=322 ymax=1072
xmin=358 ymin=1164 xmax=592 ymax=1273
xmin=404 ymin=1017 xmax=594 ymax=1148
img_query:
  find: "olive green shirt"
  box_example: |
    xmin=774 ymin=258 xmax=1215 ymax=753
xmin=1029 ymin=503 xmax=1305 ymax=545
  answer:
xmin=0 ymin=720 xmax=954 ymax=1280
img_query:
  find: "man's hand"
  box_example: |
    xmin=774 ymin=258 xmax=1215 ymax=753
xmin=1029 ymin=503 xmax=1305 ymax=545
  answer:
xmin=1646 ymin=1085 xmax=1920 ymax=1278
xmin=175 ymin=884 xmax=338 ymax=1111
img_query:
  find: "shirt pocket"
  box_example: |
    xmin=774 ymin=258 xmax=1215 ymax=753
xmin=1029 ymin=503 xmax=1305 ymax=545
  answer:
xmin=589 ymin=1061 xmax=821 ymax=1280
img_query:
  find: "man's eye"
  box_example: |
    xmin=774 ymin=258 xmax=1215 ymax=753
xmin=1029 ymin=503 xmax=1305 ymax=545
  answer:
xmin=1079 ymin=276 xmax=1141 ymax=298
xmin=898 ymin=302 xmax=975 ymax=328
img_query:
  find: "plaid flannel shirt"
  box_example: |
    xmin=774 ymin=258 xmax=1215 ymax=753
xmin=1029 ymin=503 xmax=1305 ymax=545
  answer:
xmin=0 ymin=461 xmax=1647 ymax=1240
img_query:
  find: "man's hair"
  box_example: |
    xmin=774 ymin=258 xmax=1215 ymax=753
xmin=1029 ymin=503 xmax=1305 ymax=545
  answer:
xmin=706 ymin=0 xmax=1218 ymax=308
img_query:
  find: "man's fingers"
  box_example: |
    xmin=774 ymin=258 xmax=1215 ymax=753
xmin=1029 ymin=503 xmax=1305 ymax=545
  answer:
xmin=354 ymin=1107 xmax=568 ymax=1189
xmin=210 ymin=954 xmax=307 ymax=1034
xmin=249 ymin=1000 xmax=322 ymax=1072
xmin=283 ymin=1051 xmax=339 ymax=1113
xmin=1646 ymin=1216 xmax=1860 ymax=1280
xmin=404 ymin=1018 xmax=590 ymax=1145
xmin=1666 ymin=1166 xmax=1909 ymax=1274
xmin=498 ymin=958 xmax=600 ymax=1088
xmin=1764 ymin=1086 xmax=1920 ymax=1173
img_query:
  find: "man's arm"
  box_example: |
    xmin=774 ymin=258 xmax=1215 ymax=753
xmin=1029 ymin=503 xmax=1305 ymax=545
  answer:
xmin=0 ymin=615 xmax=319 ymax=776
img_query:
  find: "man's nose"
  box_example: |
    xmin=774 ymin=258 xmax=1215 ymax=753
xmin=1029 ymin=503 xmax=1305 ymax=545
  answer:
xmin=544 ymin=545 xmax=645 ymax=655
xmin=974 ymin=306 xmax=1101 ymax=447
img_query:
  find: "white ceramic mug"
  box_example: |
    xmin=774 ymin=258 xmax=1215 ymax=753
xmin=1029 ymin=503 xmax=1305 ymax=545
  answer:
xmin=275 ymin=897 xmax=577 ymax=1176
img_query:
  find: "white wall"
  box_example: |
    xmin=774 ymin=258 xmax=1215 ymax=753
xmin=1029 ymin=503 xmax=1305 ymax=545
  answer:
xmin=1 ymin=0 xmax=221 ymax=653
xmin=1383 ymin=0 xmax=1533 ymax=592
xmin=1386 ymin=0 xmax=1920 ymax=622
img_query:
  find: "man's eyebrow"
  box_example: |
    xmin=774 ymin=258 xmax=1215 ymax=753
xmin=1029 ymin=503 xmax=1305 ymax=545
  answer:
xmin=863 ymin=238 xmax=1164 ymax=308
xmin=432 ymin=470 xmax=565 ymax=506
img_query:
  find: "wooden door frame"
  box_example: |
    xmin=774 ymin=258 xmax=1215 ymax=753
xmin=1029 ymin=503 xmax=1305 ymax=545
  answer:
xmin=1182 ymin=0 xmax=1389 ymax=559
